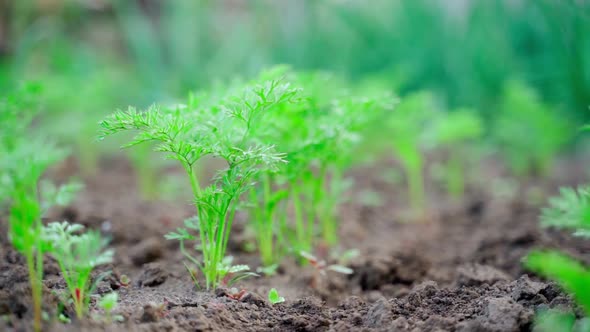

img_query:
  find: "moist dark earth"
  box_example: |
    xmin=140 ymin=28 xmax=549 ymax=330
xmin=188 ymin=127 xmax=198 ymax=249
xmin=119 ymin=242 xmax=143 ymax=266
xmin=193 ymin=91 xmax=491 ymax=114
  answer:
xmin=0 ymin=156 xmax=588 ymax=331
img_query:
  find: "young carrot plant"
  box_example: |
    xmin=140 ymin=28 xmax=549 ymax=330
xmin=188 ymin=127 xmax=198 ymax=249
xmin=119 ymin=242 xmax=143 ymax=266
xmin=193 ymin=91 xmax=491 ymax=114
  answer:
xmin=100 ymin=77 xmax=299 ymax=289
xmin=95 ymin=292 xmax=124 ymax=323
xmin=43 ymin=222 xmax=113 ymax=320
xmin=493 ymin=81 xmax=571 ymax=177
xmin=431 ymin=109 xmax=483 ymax=199
xmin=525 ymin=186 xmax=590 ymax=328
xmin=262 ymin=76 xmax=394 ymax=260
xmin=1 ymin=83 xmax=78 ymax=332
xmin=249 ymin=71 xmax=395 ymax=265
xmin=268 ymin=288 xmax=285 ymax=304
xmin=388 ymin=91 xmax=438 ymax=215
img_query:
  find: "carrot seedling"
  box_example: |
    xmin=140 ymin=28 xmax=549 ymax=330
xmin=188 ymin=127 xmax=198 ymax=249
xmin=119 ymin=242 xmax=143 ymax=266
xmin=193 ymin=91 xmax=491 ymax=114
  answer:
xmin=101 ymin=77 xmax=298 ymax=289
xmin=540 ymin=186 xmax=590 ymax=235
xmin=525 ymin=185 xmax=590 ymax=327
xmin=1 ymin=84 xmax=78 ymax=332
xmin=268 ymin=288 xmax=285 ymax=305
xmin=95 ymin=292 xmax=124 ymax=323
xmin=300 ymin=251 xmax=353 ymax=288
xmin=388 ymin=91 xmax=438 ymax=214
xmin=256 ymin=72 xmax=395 ymax=258
xmin=44 ymin=222 xmax=113 ymax=319
xmin=493 ymin=81 xmax=571 ymax=177
xmin=431 ymin=109 xmax=483 ymax=199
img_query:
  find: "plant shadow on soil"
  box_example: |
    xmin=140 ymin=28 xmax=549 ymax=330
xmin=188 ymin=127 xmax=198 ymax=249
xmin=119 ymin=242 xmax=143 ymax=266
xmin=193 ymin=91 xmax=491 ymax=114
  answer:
xmin=0 ymin=156 xmax=589 ymax=331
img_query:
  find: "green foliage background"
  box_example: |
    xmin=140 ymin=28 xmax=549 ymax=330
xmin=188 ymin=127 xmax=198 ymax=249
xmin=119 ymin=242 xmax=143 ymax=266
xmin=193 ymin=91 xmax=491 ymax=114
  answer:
xmin=1 ymin=0 xmax=588 ymax=123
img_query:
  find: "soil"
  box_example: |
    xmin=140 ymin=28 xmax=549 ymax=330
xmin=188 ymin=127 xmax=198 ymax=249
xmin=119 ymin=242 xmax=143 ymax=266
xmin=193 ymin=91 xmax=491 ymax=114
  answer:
xmin=0 ymin=156 xmax=588 ymax=331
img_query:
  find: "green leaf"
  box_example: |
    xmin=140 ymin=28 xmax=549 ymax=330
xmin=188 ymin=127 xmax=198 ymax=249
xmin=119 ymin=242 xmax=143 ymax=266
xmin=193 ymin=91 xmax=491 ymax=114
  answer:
xmin=268 ymin=288 xmax=285 ymax=304
xmin=327 ymin=265 xmax=354 ymax=275
xmin=525 ymin=250 xmax=590 ymax=315
xmin=164 ymin=228 xmax=193 ymax=241
xmin=541 ymin=186 xmax=590 ymax=233
xmin=98 ymin=292 xmax=118 ymax=312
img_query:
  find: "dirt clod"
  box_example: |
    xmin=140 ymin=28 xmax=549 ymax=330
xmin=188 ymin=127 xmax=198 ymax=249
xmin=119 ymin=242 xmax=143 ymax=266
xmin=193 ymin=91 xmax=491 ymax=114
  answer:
xmin=457 ymin=264 xmax=510 ymax=286
xmin=137 ymin=263 xmax=168 ymax=287
xmin=129 ymin=237 xmax=164 ymax=266
xmin=364 ymin=298 xmax=392 ymax=327
xmin=475 ymin=297 xmax=533 ymax=332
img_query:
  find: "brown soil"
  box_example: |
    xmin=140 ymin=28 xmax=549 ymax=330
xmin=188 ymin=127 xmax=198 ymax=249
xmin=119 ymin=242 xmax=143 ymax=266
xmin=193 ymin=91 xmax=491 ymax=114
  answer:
xmin=0 ymin=156 xmax=587 ymax=331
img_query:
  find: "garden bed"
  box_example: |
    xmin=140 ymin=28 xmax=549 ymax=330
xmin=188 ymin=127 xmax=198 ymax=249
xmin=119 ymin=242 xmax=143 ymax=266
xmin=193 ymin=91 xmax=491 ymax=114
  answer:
xmin=1 ymin=157 xmax=587 ymax=332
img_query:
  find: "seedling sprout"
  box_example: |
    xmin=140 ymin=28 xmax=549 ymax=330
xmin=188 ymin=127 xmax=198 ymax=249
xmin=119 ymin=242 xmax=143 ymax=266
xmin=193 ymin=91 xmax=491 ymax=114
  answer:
xmin=268 ymin=288 xmax=285 ymax=305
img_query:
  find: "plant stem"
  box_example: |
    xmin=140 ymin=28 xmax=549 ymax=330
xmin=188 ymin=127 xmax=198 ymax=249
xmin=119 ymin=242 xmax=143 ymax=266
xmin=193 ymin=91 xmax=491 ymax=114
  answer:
xmin=262 ymin=173 xmax=274 ymax=265
xmin=447 ymin=153 xmax=464 ymax=199
xmin=319 ymin=167 xmax=338 ymax=246
xmin=186 ymin=163 xmax=202 ymax=199
xmin=292 ymin=185 xmax=306 ymax=252
xmin=305 ymin=175 xmax=316 ymax=250
xmin=406 ymin=157 xmax=425 ymax=214
xmin=184 ymin=162 xmax=211 ymax=287
xmin=26 ymin=249 xmax=42 ymax=332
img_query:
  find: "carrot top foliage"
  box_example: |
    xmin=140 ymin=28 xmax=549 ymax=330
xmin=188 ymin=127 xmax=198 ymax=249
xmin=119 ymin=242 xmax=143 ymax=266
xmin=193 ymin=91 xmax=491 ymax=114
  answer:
xmin=100 ymin=73 xmax=299 ymax=289
xmin=1 ymin=83 xmax=81 ymax=332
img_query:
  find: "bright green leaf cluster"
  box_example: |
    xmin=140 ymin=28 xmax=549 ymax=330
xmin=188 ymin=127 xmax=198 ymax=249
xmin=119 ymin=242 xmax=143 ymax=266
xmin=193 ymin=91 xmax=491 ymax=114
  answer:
xmin=101 ymin=72 xmax=297 ymax=289
xmin=44 ymin=222 xmax=113 ymax=319
xmin=268 ymin=288 xmax=285 ymax=305
xmin=248 ymin=70 xmax=396 ymax=265
xmin=101 ymin=68 xmax=393 ymax=280
xmin=541 ymin=186 xmax=590 ymax=236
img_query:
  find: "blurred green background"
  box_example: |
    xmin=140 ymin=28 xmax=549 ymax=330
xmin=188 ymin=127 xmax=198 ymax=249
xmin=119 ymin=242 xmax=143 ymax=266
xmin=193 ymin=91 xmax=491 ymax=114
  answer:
xmin=1 ymin=0 xmax=588 ymax=131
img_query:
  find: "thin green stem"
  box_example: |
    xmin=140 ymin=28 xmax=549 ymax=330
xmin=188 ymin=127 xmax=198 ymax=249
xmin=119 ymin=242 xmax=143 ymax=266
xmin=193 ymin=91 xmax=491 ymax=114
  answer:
xmin=212 ymin=208 xmax=228 ymax=287
xmin=261 ymin=173 xmax=274 ymax=265
xmin=447 ymin=153 xmax=464 ymax=199
xmin=292 ymin=185 xmax=305 ymax=251
xmin=26 ymin=249 xmax=42 ymax=332
xmin=406 ymin=157 xmax=425 ymax=214
xmin=186 ymin=163 xmax=202 ymax=199
xmin=222 ymin=203 xmax=237 ymax=261
xmin=305 ymin=176 xmax=316 ymax=250
xmin=184 ymin=162 xmax=211 ymax=287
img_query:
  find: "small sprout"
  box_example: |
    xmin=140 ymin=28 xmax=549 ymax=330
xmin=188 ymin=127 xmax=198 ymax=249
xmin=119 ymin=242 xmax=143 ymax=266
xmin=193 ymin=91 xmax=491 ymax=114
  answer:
xmin=119 ymin=274 xmax=131 ymax=287
xmin=226 ymin=288 xmax=248 ymax=301
xmin=96 ymin=292 xmax=123 ymax=324
xmin=300 ymin=251 xmax=354 ymax=288
xmin=44 ymin=221 xmax=113 ymax=319
xmin=58 ymin=313 xmax=70 ymax=324
xmin=98 ymin=293 xmax=118 ymax=312
xmin=268 ymin=288 xmax=285 ymax=305
xmin=218 ymin=257 xmax=259 ymax=287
